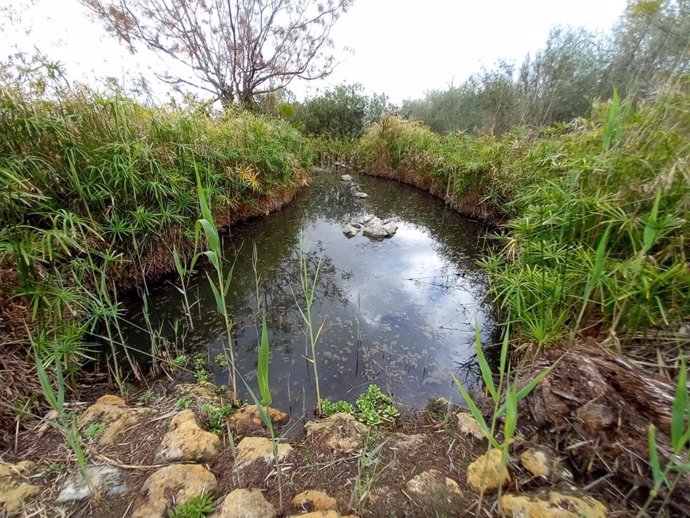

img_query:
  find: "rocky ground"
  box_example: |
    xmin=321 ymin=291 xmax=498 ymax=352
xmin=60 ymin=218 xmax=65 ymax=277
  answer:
xmin=0 ymin=377 xmax=619 ymax=518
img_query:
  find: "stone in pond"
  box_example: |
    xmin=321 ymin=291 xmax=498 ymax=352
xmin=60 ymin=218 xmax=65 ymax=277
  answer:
xmin=343 ymin=224 xmax=359 ymax=238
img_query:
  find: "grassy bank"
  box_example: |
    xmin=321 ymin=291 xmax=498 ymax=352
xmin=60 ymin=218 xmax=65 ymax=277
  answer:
xmin=0 ymin=86 xmax=312 ymax=425
xmin=356 ymin=80 xmax=690 ymax=352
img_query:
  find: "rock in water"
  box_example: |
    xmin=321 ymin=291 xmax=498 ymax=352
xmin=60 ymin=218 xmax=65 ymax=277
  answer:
xmin=354 ymin=192 xmax=368 ymax=198
xmin=343 ymin=224 xmax=359 ymax=238
xmin=383 ymin=222 xmax=398 ymax=236
xmin=340 ymin=174 xmax=352 ymax=181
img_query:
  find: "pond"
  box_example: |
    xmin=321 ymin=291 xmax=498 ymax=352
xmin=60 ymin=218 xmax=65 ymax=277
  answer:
xmin=122 ymin=171 xmax=496 ymax=421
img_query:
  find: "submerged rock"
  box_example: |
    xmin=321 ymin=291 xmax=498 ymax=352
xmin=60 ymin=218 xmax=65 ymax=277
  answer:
xmin=305 ymin=413 xmax=367 ymax=453
xmin=340 ymin=174 xmax=353 ymax=182
xmin=292 ymin=490 xmax=337 ymax=512
xmin=78 ymin=395 xmax=155 ymax=446
xmin=499 ymin=490 xmax=607 ymax=518
xmin=56 ymin=464 xmax=126 ymax=502
xmin=467 ymin=449 xmax=511 ymax=492
xmin=0 ymin=461 xmax=40 ymax=514
xmin=343 ymin=224 xmax=360 ymax=238
xmin=132 ymin=464 xmax=217 ymax=518
xmin=361 ymin=216 xmax=398 ymax=239
xmin=154 ymin=410 xmax=220 ymax=463
xmin=234 ymin=436 xmax=292 ymax=470
xmin=405 ymin=469 xmax=464 ymax=511
xmin=213 ymin=488 xmax=276 ymax=518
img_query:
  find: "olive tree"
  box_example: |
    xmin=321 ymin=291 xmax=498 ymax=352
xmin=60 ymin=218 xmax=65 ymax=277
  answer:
xmin=81 ymin=0 xmax=354 ymax=106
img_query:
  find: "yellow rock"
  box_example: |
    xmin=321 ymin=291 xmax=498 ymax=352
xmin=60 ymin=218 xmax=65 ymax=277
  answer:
xmin=234 ymin=437 xmax=292 ymax=469
xmin=499 ymin=491 xmax=607 ymax=518
xmin=155 ymin=410 xmax=221 ymax=463
xmin=228 ymin=405 xmax=290 ymax=432
xmin=287 ymin=512 xmax=341 ymax=518
xmin=212 ymin=488 xmax=276 ymax=518
xmin=79 ymin=394 xmax=156 ymax=446
xmin=292 ymin=489 xmax=337 ymax=511
xmin=0 ymin=461 xmax=40 ymax=514
xmin=304 ymin=413 xmax=367 ymax=453
xmin=519 ymin=449 xmax=551 ymax=478
xmin=132 ymin=464 xmax=217 ymax=518
xmin=467 ymin=449 xmax=510 ymax=492
xmin=405 ymin=469 xmax=463 ymax=509
xmin=457 ymin=412 xmax=485 ymax=440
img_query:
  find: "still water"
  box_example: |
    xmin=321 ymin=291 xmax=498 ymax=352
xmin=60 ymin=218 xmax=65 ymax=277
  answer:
xmin=123 ymin=171 xmax=495 ymax=419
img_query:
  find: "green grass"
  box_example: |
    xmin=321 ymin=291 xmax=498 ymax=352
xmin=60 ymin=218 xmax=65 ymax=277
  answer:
xmin=357 ymin=79 xmax=690 ymax=351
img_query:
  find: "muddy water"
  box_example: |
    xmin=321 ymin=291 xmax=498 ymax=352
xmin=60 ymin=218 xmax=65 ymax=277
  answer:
xmin=123 ymin=171 xmax=495 ymax=420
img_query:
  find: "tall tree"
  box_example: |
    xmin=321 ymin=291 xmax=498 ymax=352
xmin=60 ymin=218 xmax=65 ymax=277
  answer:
xmin=82 ymin=0 xmax=353 ymax=106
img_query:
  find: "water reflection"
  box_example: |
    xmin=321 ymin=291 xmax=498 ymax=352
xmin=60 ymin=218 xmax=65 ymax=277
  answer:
xmin=123 ymin=172 xmax=495 ymax=420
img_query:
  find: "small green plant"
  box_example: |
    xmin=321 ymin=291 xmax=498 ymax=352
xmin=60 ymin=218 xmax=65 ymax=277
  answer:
xmin=355 ymin=385 xmax=399 ymax=426
xmin=84 ymin=422 xmax=106 ymax=440
xmin=42 ymin=463 xmax=64 ymax=478
xmin=348 ymin=433 xmax=393 ymax=513
xmin=171 ymin=354 xmax=189 ymax=372
xmin=321 ymin=399 xmax=355 ymax=417
xmin=175 ymin=396 xmax=191 ymax=410
xmin=167 ymin=491 xmax=214 ymax=518
xmin=638 ymin=359 xmax=690 ymax=517
xmin=214 ymin=354 xmax=228 ymax=369
xmin=138 ymin=390 xmax=154 ymax=406
xmin=200 ymin=404 xmax=232 ymax=434
xmin=194 ymin=354 xmax=210 ymax=382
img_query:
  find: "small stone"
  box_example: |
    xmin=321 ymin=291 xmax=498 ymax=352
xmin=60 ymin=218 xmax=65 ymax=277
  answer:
xmin=576 ymin=404 xmax=615 ymax=434
xmin=389 ymin=433 xmax=425 ymax=450
xmin=305 ymin=413 xmax=368 ymax=453
xmin=228 ymin=405 xmax=290 ymax=433
xmin=457 ymin=412 xmax=485 ymax=441
xmin=354 ymin=192 xmax=368 ymax=198
xmin=292 ymin=490 xmax=337 ymax=512
xmin=56 ymin=464 xmax=126 ymax=502
xmin=0 ymin=461 xmax=40 ymax=514
xmin=132 ymin=464 xmax=217 ymax=518
xmin=288 ymin=512 xmax=341 ymax=518
xmin=213 ymin=488 xmax=276 ymax=518
xmin=467 ymin=449 xmax=510 ymax=492
xmin=343 ymin=224 xmax=359 ymax=238
xmin=234 ymin=437 xmax=292 ymax=469
xmin=520 ymin=448 xmax=554 ymax=478
xmin=79 ymin=394 xmax=156 ymax=446
xmin=362 ymin=214 xmax=374 ymax=224
xmin=405 ymin=469 xmax=463 ymax=511
xmin=155 ymin=410 xmax=221 ymax=463
xmin=340 ymin=174 xmax=352 ymax=181
xmin=499 ymin=491 xmax=607 ymax=518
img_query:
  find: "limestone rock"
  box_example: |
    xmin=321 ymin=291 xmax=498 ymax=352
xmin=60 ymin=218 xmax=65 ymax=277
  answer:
xmin=234 ymin=437 xmax=292 ymax=469
xmin=175 ymin=382 xmax=224 ymax=407
xmin=389 ymin=433 xmax=425 ymax=450
xmin=499 ymin=491 xmax=607 ymax=518
xmin=519 ymin=448 xmax=554 ymax=479
xmin=213 ymin=488 xmax=276 ymax=518
xmin=228 ymin=405 xmax=290 ymax=433
xmin=382 ymin=222 xmax=398 ymax=236
xmin=0 ymin=461 xmax=40 ymax=514
xmin=354 ymin=192 xmax=368 ymax=198
xmin=340 ymin=174 xmax=352 ymax=181
xmin=155 ymin=410 xmax=221 ymax=463
xmin=56 ymin=464 xmax=126 ymax=502
xmin=343 ymin=224 xmax=359 ymax=238
xmin=292 ymin=490 xmax=337 ymax=512
xmin=132 ymin=464 xmax=217 ymax=518
xmin=305 ymin=413 xmax=368 ymax=453
xmin=79 ymin=394 xmax=155 ymax=446
xmin=457 ymin=412 xmax=485 ymax=441
xmin=287 ymin=512 xmax=341 ymax=518
xmin=362 ymin=214 xmax=374 ymax=224
xmin=405 ymin=469 xmax=463 ymax=511
xmin=467 ymin=449 xmax=510 ymax=492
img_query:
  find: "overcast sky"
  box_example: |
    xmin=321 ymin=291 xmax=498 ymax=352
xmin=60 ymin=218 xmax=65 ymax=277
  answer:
xmin=2 ymin=0 xmax=628 ymax=104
